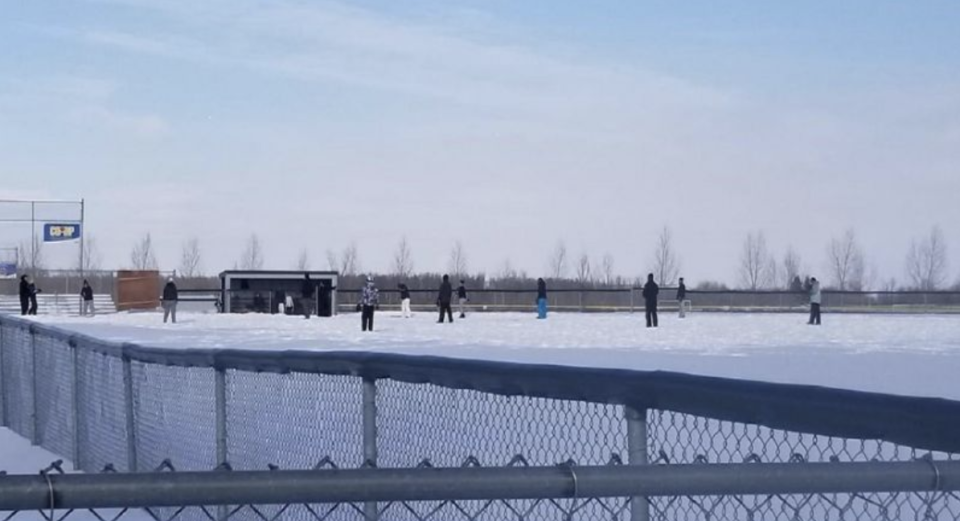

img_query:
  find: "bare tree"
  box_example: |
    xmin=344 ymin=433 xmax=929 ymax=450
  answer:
xmin=130 ymin=233 xmax=158 ymax=270
xmin=340 ymin=243 xmax=360 ymax=276
xmin=392 ymin=237 xmax=414 ymax=277
xmin=448 ymin=240 xmax=468 ymax=278
xmin=75 ymin=236 xmax=102 ymax=273
xmin=782 ymin=247 xmax=802 ymax=288
xmin=325 ymin=249 xmax=338 ymax=271
xmin=651 ymin=226 xmax=681 ymax=286
xmin=574 ymin=252 xmax=593 ymax=286
xmin=600 ymin=253 xmax=615 ymax=286
xmin=906 ymin=225 xmax=949 ymax=290
xmin=178 ymin=238 xmax=202 ymax=277
xmin=826 ymin=229 xmax=865 ymax=290
xmin=496 ymin=258 xmax=519 ymax=281
xmin=239 ymin=234 xmax=264 ymax=270
xmin=548 ymin=241 xmax=568 ymax=279
xmin=19 ymin=236 xmax=45 ymax=274
xmin=294 ymin=248 xmax=310 ymax=271
xmin=738 ymin=231 xmax=775 ymax=290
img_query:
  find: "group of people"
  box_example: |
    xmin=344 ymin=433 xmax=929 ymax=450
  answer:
xmin=639 ymin=274 xmax=687 ymax=328
xmin=17 ymin=274 xmax=97 ymax=316
xmin=17 ymin=274 xmax=40 ymax=315
xmin=346 ymin=274 xmax=472 ymax=332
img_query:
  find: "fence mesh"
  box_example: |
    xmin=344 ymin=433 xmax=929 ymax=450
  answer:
xmin=33 ymin=333 xmax=74 ymax=459
xmin=2 ymin=316 xmax=960 ymax=521
xmin=76 ymin=345 xmax=129 ymax=472
xmin=1 ymin=323 xmax=35 ymax=441
xmin=226 ymin=370 xmax=364 ymax=471
xmin=376 ymin=379 xmax=627 ymax=468
xmin=132 ymin=362 xmax=218 ymax=472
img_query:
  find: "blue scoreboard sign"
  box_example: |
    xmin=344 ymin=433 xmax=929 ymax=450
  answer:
xmin=43 ymin=223 xmax=83 ymax=243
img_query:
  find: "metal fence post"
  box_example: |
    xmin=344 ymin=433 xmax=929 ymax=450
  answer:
xmin=0 ymin=322 xmax=6 ymax=428
xmin=215 ymin=368 xmax=228 ymax=466
xmin=625 ymin=405 xmax=649 ymax=521
xmin=122 ymin=356 xmax=138 ymax=472
xmin=362 ymin=377 xmax=378 ymax=521
xmin=30 ymin=329 xmax=40 ymax=446
xmin=71 ymin=341 xmax=82 ymax=471
xmin=215 ymin=367 xmax=229 ymax=521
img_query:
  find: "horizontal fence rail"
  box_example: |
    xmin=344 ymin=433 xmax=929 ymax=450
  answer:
xmin=3 ymin=461 xmax=960 ymax=510
xmin=3 ymin=313 xmax=960 ymax=520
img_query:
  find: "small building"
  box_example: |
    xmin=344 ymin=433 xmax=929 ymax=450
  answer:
xmin=219 ymin=270 xmax=338 ymax=317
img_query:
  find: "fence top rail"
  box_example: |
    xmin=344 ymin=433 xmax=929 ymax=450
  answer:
xmin=1 ymin=460 xmax=958 ymax=510
xmin=2 ymin=314 xmax=960 ymax=454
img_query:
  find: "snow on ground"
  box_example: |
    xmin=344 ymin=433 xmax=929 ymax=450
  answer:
xmin=23 ymin=310 xmax=960 ymax=400
xmin=0 ymin=428 xmax=150 ymax=520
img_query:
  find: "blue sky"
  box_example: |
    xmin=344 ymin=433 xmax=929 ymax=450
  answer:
xmin=1 ymin=0 xmax=958 ymax=285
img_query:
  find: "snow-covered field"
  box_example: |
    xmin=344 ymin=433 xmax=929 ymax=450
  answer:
xmin=24 ymin=310 xmax=960 ymax=400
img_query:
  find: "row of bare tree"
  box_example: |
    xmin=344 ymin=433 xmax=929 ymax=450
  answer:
xmin=15 ymin=226 xmax=957 ymax=291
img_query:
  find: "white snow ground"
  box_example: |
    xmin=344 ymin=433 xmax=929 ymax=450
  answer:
xmin=22 ymin=310 xmax=960 ymax=400
xmin=0 ymin=428 xmax=149 ymax=520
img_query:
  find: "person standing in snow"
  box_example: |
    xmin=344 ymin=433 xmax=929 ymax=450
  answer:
xmin=807 ymin=277 xmax=822 ymax=325
xmin=360 ymin=277 xmax=380 ymax=331
xmin=642 ymin=273 xmax=659 ymax=328
xmin=27 ymin=276 xmax=41 ymax=315
xmin=676 ymin=277 xmax=687 ymax=318
xmin=398 ymin=283 xmax=412 ymax=318
xmin=162 ymin=276 xmax=178 ymax=324
xmin=301 ymin=273 xmax=317 ymax=319
xmin=457 ymin=279 xmax=468 ymax=318
xmin=536 ymin=278 xmax=548 ymax=319
xmin=80 ymin=279 xmax=95 ymax=316
xmin=19 ymin=274 xmax=30 ymax=316
xmin=437 ymin=274 xmax=454 ymax=323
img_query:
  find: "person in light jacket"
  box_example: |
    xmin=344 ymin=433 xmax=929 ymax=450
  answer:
xmin=808 ymin=277 xmax=822 ymax=325
xmin=359 ymin=277 xmax=380 ymax=331
xmin=457 ymin=280 xmax=469 ymax=319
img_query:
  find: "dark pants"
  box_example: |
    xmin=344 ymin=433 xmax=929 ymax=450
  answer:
xmin=361 ymin=305 xmax=375 ymax=331
xmin=808 ymin=303 xmax=821 ymax=325
xmin=438 ymin=303 xmax=453 ymax=323
xmin=645 ymin=302 xmax=658 ymax=328
xmin=20 ymin=297 xmax=29 ymax=315
xmin=28 ymin=295 xmax=38 ymax=315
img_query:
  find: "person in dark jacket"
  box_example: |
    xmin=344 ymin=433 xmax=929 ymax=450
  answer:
xmin=437 ymin=274 xmax=454 ymax=323
xmin=457 ymin=280 xmax=468 ymax=318
xmin=19 ymin=274 xmax=30 ymax=315
xmin=536 ymin=278 xmax=548 ymax=319
xmin=80 ymin=279 xmax=95 ymax=317
xmin=162 ymin=277 xmax=178 ymax=324
xmin=676 ymin=277 xmax=687 ymax=318
xmin=27 ymin=276 xmax=40 ymax=315
xmin=642 ymin=273 xmax=659 ymax=328
xmin=359 ymin=277 xmax=380 ymax=331
xmin=398 ymin=283 xmax=412 ymax=318
xmin=301 ymin=273 xmax=316 ymax=319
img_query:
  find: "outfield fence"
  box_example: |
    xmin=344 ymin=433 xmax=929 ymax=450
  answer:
xmin=335 ymin=288 xmax=960 ymax=314
xmin=1 ymin=313 xmax=960 ymax=520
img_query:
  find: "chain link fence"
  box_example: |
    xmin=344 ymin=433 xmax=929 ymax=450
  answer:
xmin=2 ymin=314 xmax=960 ymax=520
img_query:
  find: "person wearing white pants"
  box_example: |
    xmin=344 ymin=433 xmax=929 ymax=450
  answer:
xmin=398 ymin=283 xmax=412 ymax=318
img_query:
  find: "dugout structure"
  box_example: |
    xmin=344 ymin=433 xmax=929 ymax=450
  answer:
xmin=220 ymin=270 xmax=338 ymax=316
